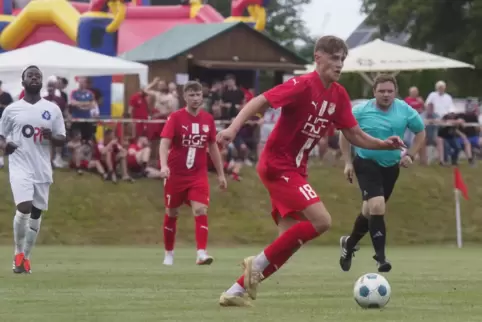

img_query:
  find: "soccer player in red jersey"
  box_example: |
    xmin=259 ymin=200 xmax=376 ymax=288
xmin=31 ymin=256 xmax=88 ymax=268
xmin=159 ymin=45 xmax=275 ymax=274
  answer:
xmin=159 ymin=81 xmax=227 ymax=266
xmin=216 ymin=36 xmax=405 ymax=307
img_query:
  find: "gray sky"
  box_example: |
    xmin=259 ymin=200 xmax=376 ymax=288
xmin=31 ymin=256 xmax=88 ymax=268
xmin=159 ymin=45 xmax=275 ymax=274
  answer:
xmin=301 ymin=0 xmax=366 ymax=40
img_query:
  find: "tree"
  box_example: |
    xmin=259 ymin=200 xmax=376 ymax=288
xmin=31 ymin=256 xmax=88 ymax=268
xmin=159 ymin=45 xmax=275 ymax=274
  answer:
xmin=360 ymin=0 xmax=482 ymax=96
xmin=207 ymin=0 xmax=314 ymax=58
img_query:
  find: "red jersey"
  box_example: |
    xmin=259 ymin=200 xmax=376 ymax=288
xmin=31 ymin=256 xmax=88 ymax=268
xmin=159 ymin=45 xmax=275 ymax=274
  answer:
xmin=161 ymin=108 xmax=216 ymax=177
xmin=129 ymin=92 xmax=149 ymax=119
xmin=404 ymin=96 xmax=424 ymax=113
xmin=261 ymin=71 xmax=357 ymax=176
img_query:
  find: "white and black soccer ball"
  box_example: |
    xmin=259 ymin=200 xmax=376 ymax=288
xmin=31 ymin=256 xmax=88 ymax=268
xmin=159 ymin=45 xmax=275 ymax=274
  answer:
xmin=353 ymin=273 xmax=391 ymax=309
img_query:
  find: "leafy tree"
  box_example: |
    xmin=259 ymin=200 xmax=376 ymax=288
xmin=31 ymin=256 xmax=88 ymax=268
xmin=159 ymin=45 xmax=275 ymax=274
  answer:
xmin=360 ymin=0 xmax=482 ymax=96
xmin=208 ymin=0 xmax=314 ymax=59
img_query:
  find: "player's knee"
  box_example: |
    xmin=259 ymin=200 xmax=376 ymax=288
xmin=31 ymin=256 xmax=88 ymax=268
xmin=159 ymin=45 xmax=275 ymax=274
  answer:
xmin=166 ymin=208 xmax=178 ymax=217
xmin=31 ymin=206 xmax=42 ymax=220
xmin=367 ymin=196 xmax=386 ymax=215
xmin=16 ymin=201 xmax=32 ymax=215
xmin=361 ymin=201 xmax=370 ymax=217
xmin=313 ymin=214 xmax=332 ymax=232
xmin=193 ymin=206 xmax=208 ymax=216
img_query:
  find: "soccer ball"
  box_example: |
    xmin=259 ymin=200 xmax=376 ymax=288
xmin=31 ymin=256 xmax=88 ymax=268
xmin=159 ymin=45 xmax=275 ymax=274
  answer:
xmin=353 ymin=273 xmax=391 ymax=309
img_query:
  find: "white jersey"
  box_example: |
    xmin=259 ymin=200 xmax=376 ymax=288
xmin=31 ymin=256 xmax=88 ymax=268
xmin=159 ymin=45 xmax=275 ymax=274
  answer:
xmin=0 ymin=98 xmax=66 ymax=183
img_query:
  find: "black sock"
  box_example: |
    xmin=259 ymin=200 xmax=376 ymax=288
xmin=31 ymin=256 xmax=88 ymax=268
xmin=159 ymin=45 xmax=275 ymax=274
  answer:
xmin=369 ymin=215 xmax=386 ymax=261
xmin=346 ymin=213 xmax=369 ymax=250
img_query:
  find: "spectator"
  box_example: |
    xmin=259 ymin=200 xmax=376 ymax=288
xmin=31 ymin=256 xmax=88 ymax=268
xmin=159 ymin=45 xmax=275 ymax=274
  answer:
xmin=98 ymin=129 xmax=133 ymax=183
xmin=67 ymin=130 xmax=106 ymax=176
xmin=127 ymin=88 xmax=150 ymax=137
xmin=57 ymin=77 xmax=69 ymax=104
xmin=420 ymin=103 xmax=440 ymax=165
xmin=426 ymin=80 xmax=454 ymax=117
xmin=145 ymin=78 xmax=176 ymax=158
xmin=221 ymin=74 xmax=245 ymax=119
xmin=70 ymin=77 xmax=97 ymax=141
xmin=258 ymin=107 xmax=281 ymax=157
xmin=126 ymin=136 xmax=152 ymax=176
xmin=168 ymin=81 xmax=180 ymax=110
xmin=456 ymin=103 xmax=480 ymax=165
xmin=0 ymin=80 xmax=13 ymax=167
xmin=44 ymin=79 xmax=67 ymax=168
xmin=404 ymin=86 xmax=426 ymax=160
xmin=436 ymin=110 xmax=464 ymax=166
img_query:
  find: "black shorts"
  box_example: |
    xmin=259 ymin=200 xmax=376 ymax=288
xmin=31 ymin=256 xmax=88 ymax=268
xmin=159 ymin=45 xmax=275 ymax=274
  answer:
xmin=353 ymin=155 xmax=400 ymax=201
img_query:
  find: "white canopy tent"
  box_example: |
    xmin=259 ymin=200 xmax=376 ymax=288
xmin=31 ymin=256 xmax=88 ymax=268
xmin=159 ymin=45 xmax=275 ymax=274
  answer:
xmin=295 ymin=39 xmax=475 ymax=85
xmin=0 ymin=40 xmax=148 ymax=86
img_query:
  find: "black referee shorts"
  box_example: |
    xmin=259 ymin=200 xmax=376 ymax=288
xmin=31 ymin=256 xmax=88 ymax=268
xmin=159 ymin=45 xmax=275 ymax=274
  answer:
xmin=353 ymin=155 xmax=400 ymax=201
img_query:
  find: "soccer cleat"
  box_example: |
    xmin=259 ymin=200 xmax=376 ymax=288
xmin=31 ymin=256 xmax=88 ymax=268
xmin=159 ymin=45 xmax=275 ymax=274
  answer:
xmin=242 ymin=256 xmax=264 ymax=300
xmin=196 ymin=254 xmax=214 ymax=266
xmin=373 ymin=255 xmax=392 ymax=272
xmin=339 ymin=236 xmax=360 ymax=272
xmin=23 ymin=259 xmax=31 ymax=274
xmin=163 ymin=254 xmax=174 ymax=266
xmin=12 ymin=253 xmax=25 ymax=274
xmin=219 ymin=292 xmax=252 ymax=307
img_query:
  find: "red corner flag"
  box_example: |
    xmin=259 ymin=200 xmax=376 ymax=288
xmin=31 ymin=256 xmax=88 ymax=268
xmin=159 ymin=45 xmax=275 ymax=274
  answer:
xmin=454 ymin=168 xmax=469 ymax=200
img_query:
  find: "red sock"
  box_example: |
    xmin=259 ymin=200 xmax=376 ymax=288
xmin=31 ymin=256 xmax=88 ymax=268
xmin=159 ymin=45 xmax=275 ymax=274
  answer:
xmin=236 ymin=275 xmax=245 ymax=288
xmin=163 ymin=214 xmax=177 ymax=251
xmin=264 ymin=221 xmax=319 ymax=263
xmin=195 ymin=215 xmax=208 ymax=250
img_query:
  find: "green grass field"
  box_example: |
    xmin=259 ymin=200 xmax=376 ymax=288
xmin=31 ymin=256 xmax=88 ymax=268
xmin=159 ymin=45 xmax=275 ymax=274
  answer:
xmin=1 ymin=246 xmax=481 ymax=322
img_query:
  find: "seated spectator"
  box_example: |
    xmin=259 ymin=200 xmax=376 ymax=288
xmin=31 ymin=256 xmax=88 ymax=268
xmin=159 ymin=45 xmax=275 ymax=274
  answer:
xmin=127 ymin=136 xmax=152 ymax=175
xmin=67 ymin=130 xmax=107 ymax=177
xmin=98 ymin=129 xmax=133 ymax=183
xmin=437 ymin=111 xmax=464 ymax=166
xmin=456 ymin=104 xmax=480 ymax=165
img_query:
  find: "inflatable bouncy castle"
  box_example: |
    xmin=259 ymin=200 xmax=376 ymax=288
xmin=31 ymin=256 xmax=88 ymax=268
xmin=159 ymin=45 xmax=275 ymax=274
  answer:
xmin=0 ymin=0 xmax=270 ymax=117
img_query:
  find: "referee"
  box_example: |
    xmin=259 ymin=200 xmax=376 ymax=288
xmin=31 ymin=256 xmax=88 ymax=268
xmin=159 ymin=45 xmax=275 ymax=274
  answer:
xmin=338 ymin=74 xmax=426 ymax=273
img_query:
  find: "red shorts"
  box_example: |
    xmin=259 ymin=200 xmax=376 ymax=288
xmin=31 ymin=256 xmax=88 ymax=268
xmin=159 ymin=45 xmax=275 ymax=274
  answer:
xmin=70 ymin=160 xmax=90 ymax=169
xmin=134 ymin=121 xmax=148 ymax=137
xmin=257 ymin=166 xmax=320 ymax=224
xmin=163 ymin=175 xmax=209 ymax=209
xmin=146 ymin=118 xmax=165 ymax=141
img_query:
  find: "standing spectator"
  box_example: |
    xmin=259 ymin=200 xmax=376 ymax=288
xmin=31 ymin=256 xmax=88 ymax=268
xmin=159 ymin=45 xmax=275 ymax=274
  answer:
xmin=127 ymin=88 xmax=150 ymax=137
xmin=57 ymin=77 xmax=69 ymax=104
xmin=456 ymin=103 xmax=480 ymax=165
xmin=0 ymin=80 xmax=13 ymax=167
xmin=436 ymin=110 xmax=464 ymax=166
xmin=145 ymin=78 xmax=176 ymax=159
xmin=404 ymin=86 xmax=426 ymax=161
xmin=44 ymin=79 xmax=67 ymax=168
xmin=426 ymin=80 xmax=454 ymax=117
xmin=70 ymin=77 xmax=97 ymax=141
xmin=168 ymin=81 xmax=180 ymax=110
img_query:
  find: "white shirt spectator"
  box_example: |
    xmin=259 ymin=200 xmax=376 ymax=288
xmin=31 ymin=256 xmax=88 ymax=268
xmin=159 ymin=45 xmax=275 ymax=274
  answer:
xmin=425 ymin=91 xmax=453 ymax=117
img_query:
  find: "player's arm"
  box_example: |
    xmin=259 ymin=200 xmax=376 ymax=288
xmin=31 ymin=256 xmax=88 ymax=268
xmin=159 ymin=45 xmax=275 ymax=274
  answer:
xmin=208 ymin=142 xmax=225 ymax=178
xmin=227 ymin=79 xmax=304 ymax=134
xmin=342 ymin=126 xmax=401 ymax=150
xmin=159 ymin=114 xmax=175 ymax=170
xmin=406 ymin=106 xmax=426 ymax=159
xmin=0 ymin=107 xmax=11 ymax=150
xmin=339 ymin=132 xmax=352 ymax=164
xmin=50 ymin=106 xmax=67 ymax=146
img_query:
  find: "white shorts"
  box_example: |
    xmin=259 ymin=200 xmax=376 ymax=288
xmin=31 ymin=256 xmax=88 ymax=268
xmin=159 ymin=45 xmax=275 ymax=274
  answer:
xmin=10 ymin=178 xmax=50 ymax=210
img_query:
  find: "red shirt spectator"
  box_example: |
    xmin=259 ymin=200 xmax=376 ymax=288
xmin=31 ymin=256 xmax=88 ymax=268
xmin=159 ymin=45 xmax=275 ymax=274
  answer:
xmin=128 ymin=91 xmax=149 ymax=137
xmin=404 ymin=86 xmax=424 ymax=113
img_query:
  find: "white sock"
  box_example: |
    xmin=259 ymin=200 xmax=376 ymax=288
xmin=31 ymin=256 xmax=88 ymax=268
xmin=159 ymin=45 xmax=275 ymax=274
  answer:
xmin=226 ymin=282 xmax=245 ymax=296
xmin=0 ymin=157 xmax=4 ymax=167
xmin=13 ymin=211 xmax=29 ymax=255
xmin=197 ymin=249 xmax=207 ymax=258
xmin=253 ymin=251 xmax=270 ymax=271
xmin=24 ymin=217 xmax=42 ymax=259
xmin=165 ymin=250 xmax=174 ymax=257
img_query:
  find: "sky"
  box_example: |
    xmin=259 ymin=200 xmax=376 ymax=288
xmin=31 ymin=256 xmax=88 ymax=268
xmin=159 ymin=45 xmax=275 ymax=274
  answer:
xmin=300 ymin=0 xmax=366 ymax=40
